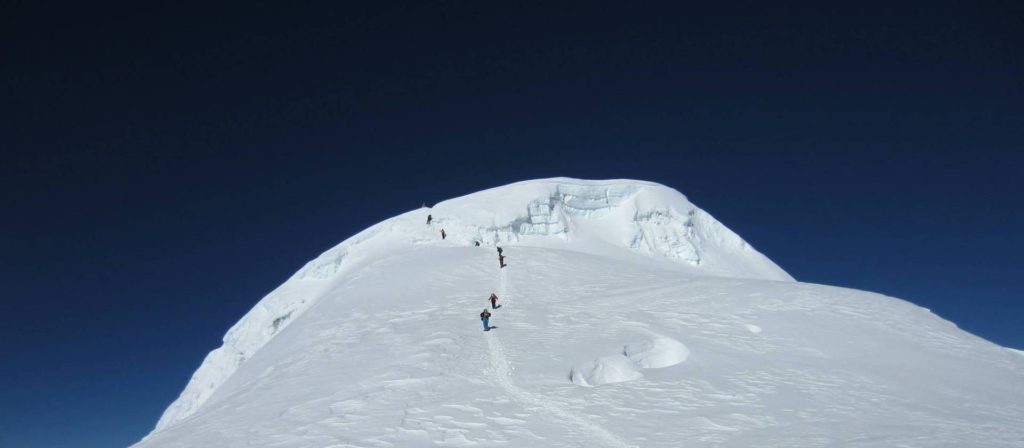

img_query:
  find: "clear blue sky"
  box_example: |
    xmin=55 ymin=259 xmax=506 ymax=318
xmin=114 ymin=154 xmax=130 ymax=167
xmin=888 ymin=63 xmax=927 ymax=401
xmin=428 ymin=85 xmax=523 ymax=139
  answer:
xmin=1 ymin=1 xmax=1021 ymax=447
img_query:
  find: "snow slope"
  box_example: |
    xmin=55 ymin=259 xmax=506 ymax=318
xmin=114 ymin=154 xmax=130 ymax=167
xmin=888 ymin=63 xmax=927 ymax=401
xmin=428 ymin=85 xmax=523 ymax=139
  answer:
xmin=138 ymin=179 xmax=1024 ymax=447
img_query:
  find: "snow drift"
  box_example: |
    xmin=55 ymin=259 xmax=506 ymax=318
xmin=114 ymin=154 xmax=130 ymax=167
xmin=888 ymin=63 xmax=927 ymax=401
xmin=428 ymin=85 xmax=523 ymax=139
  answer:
xmin=570 ymin=355 xmax=645 ymax=387
xmin=624 ymin=336 xmax=690 ymax=369
xmin=138 ymin=178 xmax=1024 ymax=448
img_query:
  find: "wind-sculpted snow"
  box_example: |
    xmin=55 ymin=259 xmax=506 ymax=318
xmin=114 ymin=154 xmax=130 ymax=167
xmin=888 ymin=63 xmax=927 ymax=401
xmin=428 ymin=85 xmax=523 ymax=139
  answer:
xmin=297 ymin=178 xmax=791 ymax=281
xmin=140 ymin=245 xmax=1024 ymax=447
xmin=158 ymin=178 xmax=1024 ymax=447
xmin=151 ymin=179 xmax=792 ymax=434
xmin=570 ymin=336 xmax=690 ymax=387
xmin=570 ymin=355 xmax=645 ymax=387
xmin=152 ymin=279 xmax=327 ymax=431
xmin=624 ymin=336 xmax=690 ymax=369
xmin=153 ymin=177 xmax=782 ymax=429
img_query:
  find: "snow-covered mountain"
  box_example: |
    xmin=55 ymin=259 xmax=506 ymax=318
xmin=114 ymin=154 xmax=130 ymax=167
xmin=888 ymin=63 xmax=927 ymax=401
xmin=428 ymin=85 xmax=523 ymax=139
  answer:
xmin=137 ymin=178 xmax=1024 ymax=447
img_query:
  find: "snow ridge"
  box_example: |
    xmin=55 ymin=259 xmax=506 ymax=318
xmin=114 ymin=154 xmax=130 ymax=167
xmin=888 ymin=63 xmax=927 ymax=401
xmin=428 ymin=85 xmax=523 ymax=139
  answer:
xmin=298 ymin=178 xmax=791 ymax=282
xmin=137 ymin=186 xmax=1024 ymax=447
xmin=149 ymin=178 xmax=790 ymax=435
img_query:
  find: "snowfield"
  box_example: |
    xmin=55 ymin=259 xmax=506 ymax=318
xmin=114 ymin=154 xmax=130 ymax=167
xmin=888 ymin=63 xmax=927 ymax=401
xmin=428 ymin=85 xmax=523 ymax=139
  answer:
xmin=137 ymin=179 xmax=1024 ymax=447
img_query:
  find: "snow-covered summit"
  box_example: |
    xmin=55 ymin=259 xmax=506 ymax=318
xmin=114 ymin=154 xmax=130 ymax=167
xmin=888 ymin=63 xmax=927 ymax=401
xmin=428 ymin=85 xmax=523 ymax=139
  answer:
xmin=296 ymin=178 xmax=791 ymax=282
xmin=152 ymin=178 xmax=787 ymax=433
xmin=140 ymin=178 xmax=1024 ymax=447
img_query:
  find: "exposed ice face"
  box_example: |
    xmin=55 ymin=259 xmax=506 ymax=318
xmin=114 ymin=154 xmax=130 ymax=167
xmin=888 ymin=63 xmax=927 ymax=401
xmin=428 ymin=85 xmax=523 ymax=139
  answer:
xmin=151 ymin=178 xmax=792 ymax=433
xmin=630 ymin=208 xmax=702 ymax=263
xmin=295 ymin=178 xmax=790 ymax=282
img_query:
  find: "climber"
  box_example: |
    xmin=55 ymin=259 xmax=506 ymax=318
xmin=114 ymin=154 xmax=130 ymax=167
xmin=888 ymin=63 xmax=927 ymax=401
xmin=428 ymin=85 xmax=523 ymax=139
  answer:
xmin=480 ymin=309 xmax=492 ymax=331
xmin=489 ymin=293 xmax=499 ymax=309
xmin=426 ymin=214 xmax=432 ymax=225
xmin=441 ymin=228 xmax=446 ymax=240
xmin=497 ymin=246 xmax=503 ymax=255
xmin=474 ymin=241 xmax=480 ymax=247
xmin=498 ymin=254 xmax=507 ymax=268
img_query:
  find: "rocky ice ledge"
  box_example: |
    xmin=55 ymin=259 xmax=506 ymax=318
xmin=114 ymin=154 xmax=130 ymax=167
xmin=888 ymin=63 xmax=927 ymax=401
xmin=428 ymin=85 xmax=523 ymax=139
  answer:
xmin=150 ymin=178 xmax=791 ymax=434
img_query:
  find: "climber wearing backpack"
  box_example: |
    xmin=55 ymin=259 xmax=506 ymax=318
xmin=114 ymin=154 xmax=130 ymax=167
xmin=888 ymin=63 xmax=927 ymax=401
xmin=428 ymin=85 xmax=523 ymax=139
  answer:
xmin=489 ymin=293 xmax=499 ymax=309
xmin=480 ymin=309 xmax=492 ymax=331
xmin=427 ymin=214 xmax=432 ymax=225
xmin=441 ymin=229 xmax=446 ymax=240
xmin=498 ymin=254 xmax=506 ymax=268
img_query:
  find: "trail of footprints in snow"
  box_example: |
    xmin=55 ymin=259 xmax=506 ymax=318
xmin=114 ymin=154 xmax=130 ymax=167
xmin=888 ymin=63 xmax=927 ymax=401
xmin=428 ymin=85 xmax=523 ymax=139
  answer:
xmin=485 ymin=255 xmax=762 ymax=445
xmin=484 ymin=264 xmax=637 ymax=448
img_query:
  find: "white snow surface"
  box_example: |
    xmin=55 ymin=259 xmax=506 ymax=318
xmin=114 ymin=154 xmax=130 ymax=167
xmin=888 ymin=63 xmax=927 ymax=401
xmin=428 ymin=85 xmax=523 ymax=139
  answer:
xmin=624 ymin=336 xmax=690 ymax=369
xmin=139 ymin=178 xmax=1024 ymax=447
xmin=570 ymin=355 xmax=645 ymax=387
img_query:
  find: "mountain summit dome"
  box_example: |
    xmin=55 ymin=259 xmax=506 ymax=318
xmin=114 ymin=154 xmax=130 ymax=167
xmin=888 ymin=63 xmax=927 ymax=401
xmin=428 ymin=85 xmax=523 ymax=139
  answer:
xmin=138 ymin=178 xmax=1024 ymax=448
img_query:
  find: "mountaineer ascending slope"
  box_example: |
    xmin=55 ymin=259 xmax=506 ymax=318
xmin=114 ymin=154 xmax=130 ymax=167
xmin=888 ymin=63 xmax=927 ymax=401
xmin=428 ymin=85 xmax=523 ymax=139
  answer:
xmin=480 ymin=308 xmax=492 ymax=331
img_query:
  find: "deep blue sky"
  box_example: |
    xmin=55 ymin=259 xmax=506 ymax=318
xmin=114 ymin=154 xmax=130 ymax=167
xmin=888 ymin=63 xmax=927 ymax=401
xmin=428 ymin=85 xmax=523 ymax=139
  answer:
xmin=2 ymin=1 xmax=1021 ymax=447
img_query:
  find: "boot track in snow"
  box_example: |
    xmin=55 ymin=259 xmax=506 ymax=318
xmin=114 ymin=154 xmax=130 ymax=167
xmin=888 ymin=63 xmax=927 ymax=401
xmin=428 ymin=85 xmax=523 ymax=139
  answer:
xmin=484 ymin=263 xmax=637 ymax=448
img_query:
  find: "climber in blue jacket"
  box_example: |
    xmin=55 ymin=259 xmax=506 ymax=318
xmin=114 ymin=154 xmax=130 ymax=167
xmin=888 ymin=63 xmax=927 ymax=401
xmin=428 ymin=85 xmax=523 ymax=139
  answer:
xmin=480 ymin=309 xmax=492 ymax=331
